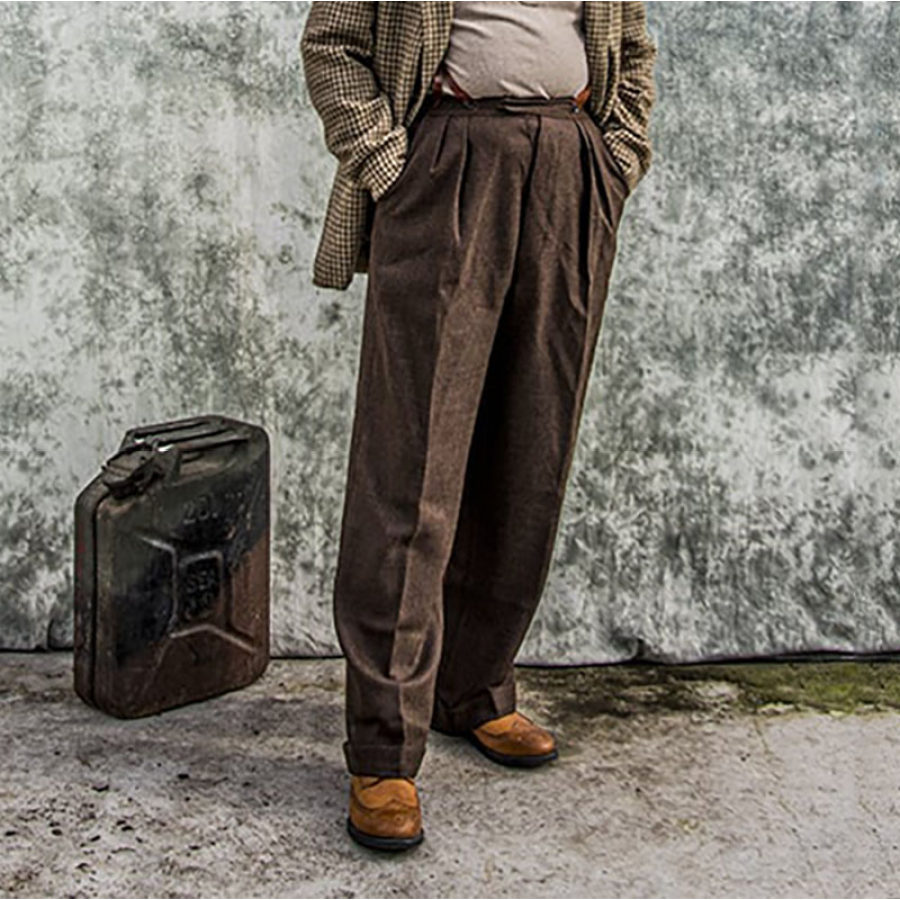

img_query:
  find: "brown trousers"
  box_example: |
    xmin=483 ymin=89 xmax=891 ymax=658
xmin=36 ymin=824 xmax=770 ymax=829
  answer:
xmin=333 ymin=92 xmax=629 ymax=777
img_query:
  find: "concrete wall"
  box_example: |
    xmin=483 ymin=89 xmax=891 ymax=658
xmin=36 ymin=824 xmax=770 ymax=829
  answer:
xmin=1 ymin=2 xmax=898 ymax=662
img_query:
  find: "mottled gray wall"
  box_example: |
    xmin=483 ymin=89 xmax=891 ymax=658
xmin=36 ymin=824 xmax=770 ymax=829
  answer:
xmin=1 ymin=2 xmax=898 ymax=662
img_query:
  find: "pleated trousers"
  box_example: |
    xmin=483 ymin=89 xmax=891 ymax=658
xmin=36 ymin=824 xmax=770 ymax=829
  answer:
xmin=333 ymin=91 xmax=630 ymax=777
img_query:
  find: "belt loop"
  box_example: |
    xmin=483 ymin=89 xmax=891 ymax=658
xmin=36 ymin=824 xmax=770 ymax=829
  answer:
xmin=572 ymin=84 xmax=591 ymax=114
xmin=432 ymin=66 xmax=476 ymax=109
xmin=444 ymin=67 xmax=476 ymax=109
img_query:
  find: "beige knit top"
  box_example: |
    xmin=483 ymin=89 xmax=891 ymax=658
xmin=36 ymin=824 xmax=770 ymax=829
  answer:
xmin=434 ymin=1 xmax=590 ymax=100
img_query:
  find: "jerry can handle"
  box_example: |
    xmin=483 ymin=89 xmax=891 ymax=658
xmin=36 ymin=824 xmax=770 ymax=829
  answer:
xmin=120 ymin=415 xmax=233 ymax=448
xmin=101 ymin=432 xmax=250 ymax=498
xmin=127 ymin=414 xmax=225 ymax=439
xmin=154 ymin=432 xmax=251 ymax=457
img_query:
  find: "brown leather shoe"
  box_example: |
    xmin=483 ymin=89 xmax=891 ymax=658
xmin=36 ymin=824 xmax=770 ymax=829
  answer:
xmin=468 ymin=711 xmax=559 ymax=767
xmin=347 ymin=775 xmax=424 ymax=851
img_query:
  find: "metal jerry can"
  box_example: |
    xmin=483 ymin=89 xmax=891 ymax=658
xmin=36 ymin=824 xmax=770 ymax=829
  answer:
xmin=73 ymin=414 xmax=270 ymax=718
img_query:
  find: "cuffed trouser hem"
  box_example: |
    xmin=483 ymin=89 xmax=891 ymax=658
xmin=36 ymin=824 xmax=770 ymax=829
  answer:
xmin=342 ymin=740 xmax=426 ymax=778
xmin=430 ymin=684 xmax=517 ymax=736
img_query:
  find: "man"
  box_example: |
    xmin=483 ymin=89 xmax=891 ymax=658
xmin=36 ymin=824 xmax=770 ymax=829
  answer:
xmin=301 ymin=1 xmax=657 ymax=852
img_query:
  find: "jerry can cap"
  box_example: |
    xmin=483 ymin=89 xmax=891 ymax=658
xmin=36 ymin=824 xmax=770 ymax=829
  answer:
xmin=100 ymin=441 xmax=180 ymax=498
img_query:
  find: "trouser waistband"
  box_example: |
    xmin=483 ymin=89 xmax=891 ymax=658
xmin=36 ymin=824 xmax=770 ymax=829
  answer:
xmin=424 ymin=89 xmax=591 ymax=118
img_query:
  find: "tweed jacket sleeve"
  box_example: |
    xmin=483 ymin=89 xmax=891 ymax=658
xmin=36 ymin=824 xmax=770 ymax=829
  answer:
xmin=300 ymin=2 xmax=407 ymax=200
xmin=604 ymin=1 xmax=658 ymax=189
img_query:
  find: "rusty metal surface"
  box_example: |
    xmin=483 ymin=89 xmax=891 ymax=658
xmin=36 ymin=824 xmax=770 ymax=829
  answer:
xmin=73 ymin=415 xmax=270 ymax=718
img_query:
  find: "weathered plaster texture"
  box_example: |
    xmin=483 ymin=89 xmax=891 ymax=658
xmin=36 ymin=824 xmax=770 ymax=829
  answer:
xmin=0 ymin=3 xmax=898 ymax=661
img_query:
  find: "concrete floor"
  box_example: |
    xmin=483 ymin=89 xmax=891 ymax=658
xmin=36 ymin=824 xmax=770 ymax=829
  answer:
xmin=3 ymin=653 xmax=900 ymax=898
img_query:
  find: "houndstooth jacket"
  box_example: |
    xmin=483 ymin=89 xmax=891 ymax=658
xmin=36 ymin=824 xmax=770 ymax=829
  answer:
xmin=300 ymin=1 xmax=658 ymax=291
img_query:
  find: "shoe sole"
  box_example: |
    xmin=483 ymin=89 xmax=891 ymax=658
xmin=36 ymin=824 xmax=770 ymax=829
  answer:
xmin=465 ymin=731 xmax=559 ymax=768
xmin=346 ymin=816 xmax=424 ymax=852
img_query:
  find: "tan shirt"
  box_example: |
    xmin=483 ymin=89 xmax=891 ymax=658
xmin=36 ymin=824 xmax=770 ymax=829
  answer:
xmin=434 ymin=1 xmax=590 ymax=99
